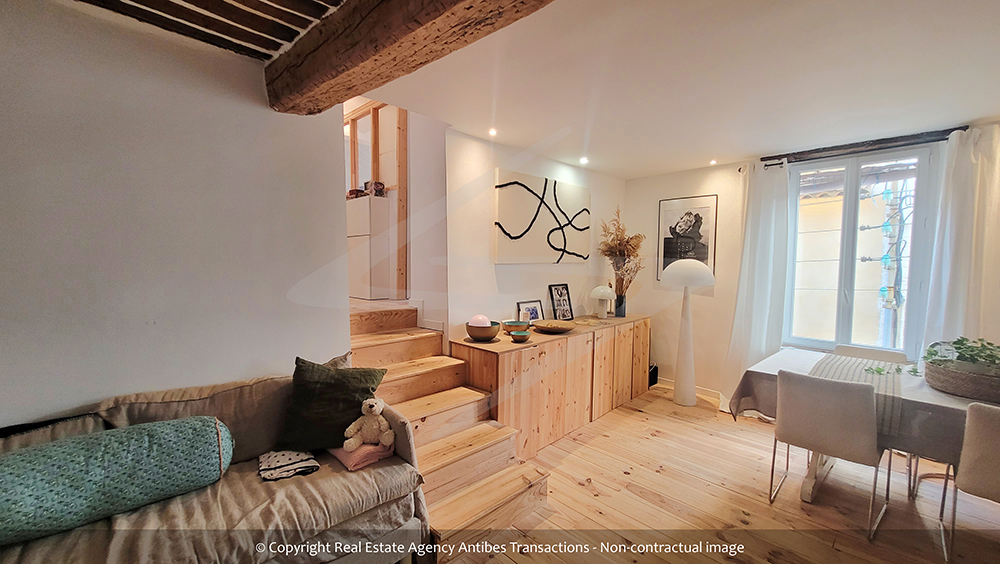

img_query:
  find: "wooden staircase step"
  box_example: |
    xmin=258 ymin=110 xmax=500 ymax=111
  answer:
xmin=418 ymin=421 xmax=518 ymax=505
xmin=377 ymin=356 xmax=467 ymax=404
xmin=394 ymin=387 xmax=490 ymax=447
xmin=351 ymin=328 xmax=442 ymax=367
xmin=350 ymin=305 xmax=418 ymax=335
xmin=430 ymin=462 xmax=548 ymax=538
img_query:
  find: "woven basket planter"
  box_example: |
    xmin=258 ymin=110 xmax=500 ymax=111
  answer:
xmin=925 ymin=362 xmax=1000 ymax=403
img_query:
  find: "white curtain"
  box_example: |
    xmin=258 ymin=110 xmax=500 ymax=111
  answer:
xmin=721 ymin=162 xmax=790 ymax=410
xmin=923 ymin=125 xmax=1000 ymax=346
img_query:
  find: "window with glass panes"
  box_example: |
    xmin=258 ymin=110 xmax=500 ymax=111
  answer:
xmin=784 ymin=147 xmax=936 ymax=360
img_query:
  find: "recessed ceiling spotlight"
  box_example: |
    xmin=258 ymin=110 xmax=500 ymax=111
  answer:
xmin=579 ymin=157 xmax=589 ymax=165
xmin=488 ymin=128 xmax=497 ymax=136
xmin=710 ymin=160 xmax=717 ymax=165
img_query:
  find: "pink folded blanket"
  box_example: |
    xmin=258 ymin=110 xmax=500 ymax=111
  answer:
xmin=328 ymin=443 xmax=393 ymax=471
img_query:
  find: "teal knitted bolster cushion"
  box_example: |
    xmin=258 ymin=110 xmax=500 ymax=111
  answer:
xmin=0 ymin=416 xmax=233 ymax=546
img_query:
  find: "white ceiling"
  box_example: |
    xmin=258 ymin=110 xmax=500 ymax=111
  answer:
xmin=368 ymin=0 xmax=1000 ymax=179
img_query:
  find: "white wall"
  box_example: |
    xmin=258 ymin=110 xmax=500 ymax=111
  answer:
xmin=408 ymin=112 xmax=450 ymax=333
xmin=622 ymin=165 xmax=745 ymax=395
xmin=0 ymin=1 xmax=350 ymax=426
xmin=445 ymin=131 xmax=625 ymax=337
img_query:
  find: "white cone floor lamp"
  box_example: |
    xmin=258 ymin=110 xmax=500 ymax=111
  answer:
xmin=661 ymin=259 xmax=715 ymax=406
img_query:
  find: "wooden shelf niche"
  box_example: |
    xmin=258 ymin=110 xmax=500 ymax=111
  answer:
xmin=451 ymin=314 xmax=651 ymax=460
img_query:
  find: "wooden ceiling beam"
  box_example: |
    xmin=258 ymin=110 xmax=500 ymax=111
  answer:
xmin=78 ymin=0 xmax=273 ymax=59
xmin=265 ymin=0 xmax=330 ymax=19
xmin=265 ymin=0 xmax=557 ymax=115
xmin=227 ymin=0 xmax=311 ymax=30
xmin=182 ymin=0 xmax=299 ymax=42
xmin=128 ymin=0 xmax=283 ymax=51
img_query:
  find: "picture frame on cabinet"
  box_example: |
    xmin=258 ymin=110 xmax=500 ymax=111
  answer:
xmin=516 ymin=300 xmax=545 ymax=325
xmin=548 ymin=283 xmax=574 ymax=321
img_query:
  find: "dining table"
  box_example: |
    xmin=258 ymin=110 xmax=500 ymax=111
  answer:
xmin=729 ymin=347 xmax=985 ymax=503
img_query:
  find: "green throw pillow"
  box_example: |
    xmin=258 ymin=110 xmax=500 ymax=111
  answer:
xmin=0 ymin=416 xmax=232 ymax=546
xmin=276 ymin=357 xmax=386 ymax=452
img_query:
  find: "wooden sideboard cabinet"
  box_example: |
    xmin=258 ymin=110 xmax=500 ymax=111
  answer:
xmin=451 ymin=314 xmax=651 ymax=459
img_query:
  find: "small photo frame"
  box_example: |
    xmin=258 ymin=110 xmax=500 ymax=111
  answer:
xmin=548 ymin=284 xmax=574 ymax=321
xmin=516 ymin=300 xmax=545 ymax=325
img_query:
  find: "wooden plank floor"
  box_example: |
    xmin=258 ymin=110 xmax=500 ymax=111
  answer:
xmin=449 ymin=385 xmax=1000 ymax=564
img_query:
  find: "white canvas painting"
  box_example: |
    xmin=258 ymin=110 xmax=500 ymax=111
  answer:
xmin=494 ymin=169 xmax=591 ymax=264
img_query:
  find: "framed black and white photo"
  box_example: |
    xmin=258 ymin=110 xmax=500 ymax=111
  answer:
xmin=657 ymin=194 xmax=718 ymax=280
xmin=516 ymin=300 xmax=545 ymax=325
xmin=547 ymin=284 xmax=574 ymax=321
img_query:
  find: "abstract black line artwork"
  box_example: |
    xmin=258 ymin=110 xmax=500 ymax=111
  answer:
xmin=494 ymin=170 xmax=591 ymax=264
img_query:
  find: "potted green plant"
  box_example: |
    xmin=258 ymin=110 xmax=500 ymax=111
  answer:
xmin=923 ymin=337 xmax=1000 ymax=402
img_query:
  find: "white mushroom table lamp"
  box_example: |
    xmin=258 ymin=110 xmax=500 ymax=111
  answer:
xmin=660 ymin=259 xmax=715 ymax=406
xmin=590 ymin=285 xmax=615 ymax=319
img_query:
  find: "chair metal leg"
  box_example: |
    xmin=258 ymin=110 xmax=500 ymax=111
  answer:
xmin=910 ymin=454 xmax=951 ymax=501
xmin=950 ymin=478 xmax=958 ymax=555
xmin=867 ymin=451 xmax=891 ymax=540
xmin=938 ymin=464 xmax=958 ymax=562
xmin=769 ymin=437 xmax=789 ymax=504
xmin=906 ymin=453 xmax=913 ymax=499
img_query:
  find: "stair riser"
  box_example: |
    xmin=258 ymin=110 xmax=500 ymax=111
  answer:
xmin=353 ymin=334 xmax=442 ymax=367
xmin=423 ymin=434 xmax=518 ymax=505
xmin=436 ymin=474 xmax=548 ymax=558
xmin=377 ymin=363 xmax=467 ymax=404
xmin=411 ymin=398 xmax=491 ymax=448
xmin=350 ymin=308 xmax=418 ymax=335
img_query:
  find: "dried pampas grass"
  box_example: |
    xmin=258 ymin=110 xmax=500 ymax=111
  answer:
xmin=599 ymin=208 xmax=645 ymax=295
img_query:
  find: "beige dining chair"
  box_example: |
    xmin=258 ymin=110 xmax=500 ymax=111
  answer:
xmin=833 ymin=344 xmax=909 ymax=364
xmin=771 ymin=370 xmax=891 ymax=540
xmin=833 ymin=344 xmax=918 ymax=494
xmin=940 ymin=402 xmax=1000 ymax=561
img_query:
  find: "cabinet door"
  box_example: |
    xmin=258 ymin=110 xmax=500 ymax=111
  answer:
xmin=565 ymin=332 xmax=594 ymax=432
xmin=592 ymin=327 xmax=616 ymax=420
xmin=631 ymin=318 xmax=651 ymax=398
xmin=613 ymin=323 xmax=634 ymax=408
xmin=502 ymin=346 xmax=542 ymax=460
xmin=538 ymin=339 xmax=568 ymax=449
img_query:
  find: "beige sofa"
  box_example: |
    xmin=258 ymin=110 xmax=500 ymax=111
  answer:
xmin=0 ymin=376 xmax=429 ymax=564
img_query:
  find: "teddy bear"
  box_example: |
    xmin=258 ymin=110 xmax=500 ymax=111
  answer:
xmin=343 ymin=397 xmax=395 ymax=452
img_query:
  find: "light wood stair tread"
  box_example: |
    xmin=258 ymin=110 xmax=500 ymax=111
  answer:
xmin=429 ymin=462 xmax=548 ymax=533
xmin=417 ymin=421 xmax=517 ymax=475
xmin=394 ymin=387 xmax=489 ymax=421
xmin=350 ymin=327 xmax=440 ymax=349
xmin=381 ymin=356 xmax=466 ymax=382
xmin=350 ymin=304 xmax=418 ymax=335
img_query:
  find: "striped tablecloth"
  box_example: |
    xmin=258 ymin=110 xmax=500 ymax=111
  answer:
xmin=731 ymin=348 xmax=980 ymax=464
xmin=808 ymin=354 xmax=907 ymax=436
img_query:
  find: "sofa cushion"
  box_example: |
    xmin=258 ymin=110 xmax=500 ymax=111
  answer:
xmin=0 ymin=414 xmax=106 ymax=456
xmin=0 ymin=416 xmax=232 ymax=547
xmin=98 ymin=376 xmax=291 ymax=464
xmin=0 ymin=453 xmax=422 ymax=564
xmin=324 ymin=351 xmax=352 ymax=369
xmin=276 ymin=359 xmax=385 ymax=452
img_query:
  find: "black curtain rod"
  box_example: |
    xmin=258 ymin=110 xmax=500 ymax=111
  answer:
xmin=760 ymin=125 xmax=969 ymax=164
